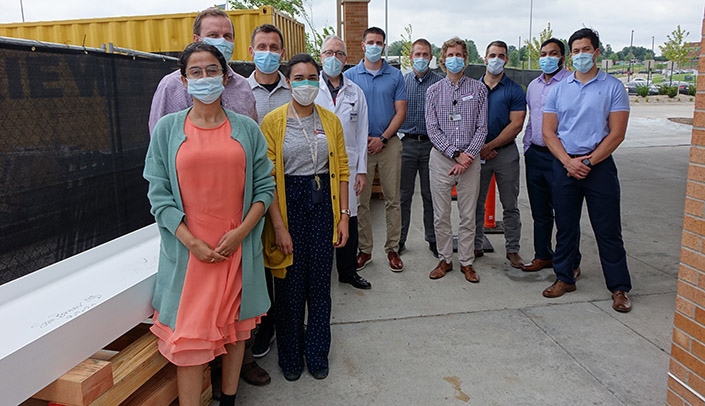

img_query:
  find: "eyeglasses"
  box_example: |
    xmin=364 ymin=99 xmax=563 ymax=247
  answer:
xmin=186 ymin=65 xmax=223 ymax=79
xmin=322 ymin=50 xmax=346 ymax=58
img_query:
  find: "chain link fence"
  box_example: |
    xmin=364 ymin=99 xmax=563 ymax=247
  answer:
xmin=0 ymin=38 xmax=178 ymax=285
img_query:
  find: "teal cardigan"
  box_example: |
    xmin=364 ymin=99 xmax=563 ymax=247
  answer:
xmin=144 ymin=109 xmax=275 ymax=329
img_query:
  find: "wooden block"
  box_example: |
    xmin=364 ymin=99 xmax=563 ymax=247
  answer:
xmin=32 ymin=359 xmax=113 ymax=406
xmin=168 ymin=366 xmax=211 ymax=406
xmin=91 ymin=332 xmax=168 ymax=406
xmin=121 ymin=363 xmax=177 ymax=406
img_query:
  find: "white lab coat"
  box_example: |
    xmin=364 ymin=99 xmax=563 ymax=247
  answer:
xmin=315 ymin=74 xmax=369 ymax=217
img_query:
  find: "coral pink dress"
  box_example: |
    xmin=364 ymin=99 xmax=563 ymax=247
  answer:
xmin=151 ymin=116 xmax=261 ymax=366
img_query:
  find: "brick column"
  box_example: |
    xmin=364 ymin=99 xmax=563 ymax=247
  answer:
xmin=342 ymin=0 xmax=370 ymax=64
xmin=667 ymin=7 xmax=705 ymax=406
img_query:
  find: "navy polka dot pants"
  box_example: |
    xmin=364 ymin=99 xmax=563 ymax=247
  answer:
xmin=274 ymin=175 xmax=334 ymax=375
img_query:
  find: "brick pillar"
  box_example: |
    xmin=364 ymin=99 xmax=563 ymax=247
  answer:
xmin=342 ymin=0 xmax=370 ymax=64
xmin=667 ymin=7 xmax=705 ymax=406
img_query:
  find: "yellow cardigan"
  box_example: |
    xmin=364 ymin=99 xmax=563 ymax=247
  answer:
xmin=261 ymin=103 xmax=350 ymax=278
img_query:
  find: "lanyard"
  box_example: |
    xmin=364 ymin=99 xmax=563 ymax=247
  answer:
xmin=290 ymin=104 xmax=321 ymax=189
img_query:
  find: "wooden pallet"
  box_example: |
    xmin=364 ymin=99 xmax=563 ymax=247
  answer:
xmin=23 ymin=323 xmax=211 ymax=406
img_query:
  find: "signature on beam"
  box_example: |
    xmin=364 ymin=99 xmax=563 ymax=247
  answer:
xmin=31 ymin=294 xmax=103 ymax=329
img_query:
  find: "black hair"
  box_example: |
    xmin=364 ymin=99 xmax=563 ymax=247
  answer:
xmin=362 ymin=26 xmax=386 ymax=42
xmin=485 ymin=40 xmax=508 ymax=55
xmin=251 ymin=24 xmax=285 ymax=48
xmin=179 ymin=42 xmax=227 ymax=77
xmin=284 ymin=53 xmax=319 ymax=78
xmin=540 ymin=38 xmax=565 ymax=56
xmin=568 ymin=28 xmax=600 ymax=50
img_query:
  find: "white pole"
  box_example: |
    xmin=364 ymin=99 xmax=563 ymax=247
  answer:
xmin=384 ymin=0 xmax=389 ymax=59
xmin=528 ymin=0 xmax=533 ymax=69
xmin=20 ymin=0 xmax=25 ymax=22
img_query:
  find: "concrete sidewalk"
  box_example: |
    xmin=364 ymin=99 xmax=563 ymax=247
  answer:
xmin=236 ymin=101 xmax=694 ymax=405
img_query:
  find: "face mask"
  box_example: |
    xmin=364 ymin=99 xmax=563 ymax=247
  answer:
xmin=539 ymin=56 xmax=561 ymax=74
xmin=290 ymin=80 xmax=319 ymax=106
xmin=444 ymin=56 xmax=465 ymax=74
xmin=486 ymin=57 xmax=505 ymax=75
xmin=413 ymin=57 xmax=430 ymax=73
xmin=187 ymin=76 xmax=224 ymax=105
xmin=365 ymin=44 xmax=383 ymax=62
xmin=254 ymin=51 xmax=281 ymax=74
xmin=201 ymin=37 xmax=234 ymax=61
xmin=572 ymin=52 xmax=594 ymax=73
xmin=322 ymin=55 xmax=343 ymax=77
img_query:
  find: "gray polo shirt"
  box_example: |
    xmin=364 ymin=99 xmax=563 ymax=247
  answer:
xmin=247 ymin=71 xmax=292 ymax=124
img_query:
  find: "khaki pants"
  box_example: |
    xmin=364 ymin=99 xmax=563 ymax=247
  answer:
xmin=357 ymin=136 xmax=402 ymax=254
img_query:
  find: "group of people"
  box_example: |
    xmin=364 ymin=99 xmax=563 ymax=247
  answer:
xmin=143 ymin=7 xmax=633 ymax=404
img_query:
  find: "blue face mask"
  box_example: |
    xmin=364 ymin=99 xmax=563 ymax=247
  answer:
xmin=539 ymin=56 xmax=561 ymax=74
xmin=365 ymin=44 xmax=383 ymax=62
xmin=413 ymin=57 xmax=430 ymax=73
xmin=572 ymin=52 xmax=594 ymax=73
xmin=322 ymin=55 xmax=343 ymax=77
xmin=486 ymin=57 xmax=505 ymax=75
xmin=201 ymin=37 xmax=234 ymax=61
xmin=254 ymin=51 xmax=281 ymax=74
xmin=187 ymin=76 xmax=224 ymax=105
xmin=444 ymin=56 xmax=465 ymax=74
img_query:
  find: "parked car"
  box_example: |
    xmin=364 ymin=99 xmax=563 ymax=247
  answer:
xmin=624 ymin=80 xmax=659 ymax=95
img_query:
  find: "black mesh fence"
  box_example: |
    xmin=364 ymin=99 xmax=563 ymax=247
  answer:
xmin=0 ymin=39 xmax=177 ymax=285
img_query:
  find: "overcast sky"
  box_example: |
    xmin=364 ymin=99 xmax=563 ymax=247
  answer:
xmin=0 ymin=0 xmax=702 ymax=55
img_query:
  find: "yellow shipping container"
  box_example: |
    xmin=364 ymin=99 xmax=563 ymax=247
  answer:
xmin=0 ymin=6 xmax=305 ymax=61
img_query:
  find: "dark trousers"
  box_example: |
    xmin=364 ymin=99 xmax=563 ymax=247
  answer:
xmin=335 ymin=215 xmax=358 ymax=280
xmin=400 ymin=136 xmax=435 ymax=244
xmin=274 ymin=175 xmax=333 ymax=374
xmin=525 ymin=146 xmax=581 ymax=267
xmin=551 ymin=156 xmax=631 ymax=292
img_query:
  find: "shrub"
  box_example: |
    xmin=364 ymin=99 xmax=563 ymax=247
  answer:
xmin=666 ymin=86 xmax=678 ymax=98
xmin=658 ymin=85 xmax=669 ymax=95
xmin=689 ymin=85 xmax=696 ymax=96
xmin=636 ymin=85 xmax=650 ymax=97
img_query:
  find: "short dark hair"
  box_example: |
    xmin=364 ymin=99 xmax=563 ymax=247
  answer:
xmin=251 ymin=24 xmax=284 ymax=48
xmin=179 ymin=42 xmax=228 ymax=78
xmin=284 ymin=53 xmax=319 ymax=78
xmin=411 ymin=38 xmax=432 ymax=54
xmin=485 ymin=40 xmax=508 ymax=55
xmin=568 ymin=28 xmax=600 ymax=50
xmin=362 ymin=27 xmax=386 ymax=42
xmin=541 ymin=38 xmax=565 ymax=56
xmin=193 ymin=7 xmax=232 ymax=37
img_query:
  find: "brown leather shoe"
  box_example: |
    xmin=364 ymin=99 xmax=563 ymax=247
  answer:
xmin=506 ymin=253 xmax=525 ymax=269
xmin=240 ymin=360 xmax=271 ymax=386
xmin=356 ymin=252 xmax=372 ymax=270
xmin=388 ymin=251 xmax=404 ymax=272
xmin=522 ymin=258 xmax=552 ymax=272
xmin=612 ymin=290 xmax=632 ymax=313
xmin=474 ymin=249 xmax=484 ymax=258
xmin=429 ymin=260 xmax=452 ymax=279
xmin=542 ymin=280 xmax=576 ymax=298
xmin=461 ymin=265 xmax=480 ymax=283
xmin=573 ymin=267 xmax=581 ymax=279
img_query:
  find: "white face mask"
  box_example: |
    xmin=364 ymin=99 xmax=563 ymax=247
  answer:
xmin=290 ymin=80 xmax=320 ymax=106
xmin=486 ymin=57 xmax=505 ymax=75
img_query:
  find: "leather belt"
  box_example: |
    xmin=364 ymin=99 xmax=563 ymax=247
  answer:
xmin=530 ymin=144 xmax=550 ymax=153
xmin=403 ymin=133 xmax=429 ymax=141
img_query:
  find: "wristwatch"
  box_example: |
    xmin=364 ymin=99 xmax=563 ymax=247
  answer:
xmin=378 ymin=135 xmax=388 ymax=144
xmin=340 ymin=209 xmax=351 ymax=216
xmin=452 ymin=150 xmax=462 ymax=159
xmin=581 ymin=158 xmax=592 ymax=168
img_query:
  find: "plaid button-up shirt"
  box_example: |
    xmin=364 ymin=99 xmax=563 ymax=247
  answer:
xmin=425 ymin=75 xmax=488 ymax=159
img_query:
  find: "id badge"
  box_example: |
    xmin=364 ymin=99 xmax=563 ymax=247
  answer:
xmin=311 ymin=178 xmax=325 ymax=204
xmin=350 ymin=111 xmax=358 ymax=122
xmin=449 ymin=113 xmax=462 ymax=122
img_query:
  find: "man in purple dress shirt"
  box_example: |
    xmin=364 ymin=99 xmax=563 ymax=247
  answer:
xmin=425 ymin=37 xmax=488 ymax=282
xmin=148 ymin=7 xmax=257 ymax=135
xmin=521 ymin=38 xmax=581 ymax=278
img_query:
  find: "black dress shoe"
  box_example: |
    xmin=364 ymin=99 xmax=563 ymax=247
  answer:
xmin=283 ymin=370 xmax=301 ymax=381
xmin=340 ymin=273 xmax=372 ymax=290
xmin=310 ymin=367 xmax=329 ymax=380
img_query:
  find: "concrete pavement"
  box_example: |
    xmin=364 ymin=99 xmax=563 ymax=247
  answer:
xmin=234 ymin=101 xmax=694 ymax=405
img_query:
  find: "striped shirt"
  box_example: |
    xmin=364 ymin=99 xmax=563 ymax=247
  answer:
xmin=425 ymin=75 xmax=488 ymax=159
xmin=399 ymin=69 xmax=442 ymax=135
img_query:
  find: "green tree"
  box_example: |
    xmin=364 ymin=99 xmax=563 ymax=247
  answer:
xmin=399 ymin=24 xmax=413 ymax=70
xmin=228 ymin=0 xmax=303 ymax=18
xmin=465 ymin=39 xmax=482 ymax=63
xmin=659 ymin=25 xmax=696 ymax=70
xmin=507 ymin=45 xmax=520 ymax=67
xmin=387 ymin=40 xmax=404 ymax=56
xmin=524 ymin=22 xmax=553 ymax=69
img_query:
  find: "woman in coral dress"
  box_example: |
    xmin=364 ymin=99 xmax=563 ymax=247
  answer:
xmin=144 ymin=42 xmax=274 ymax=406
